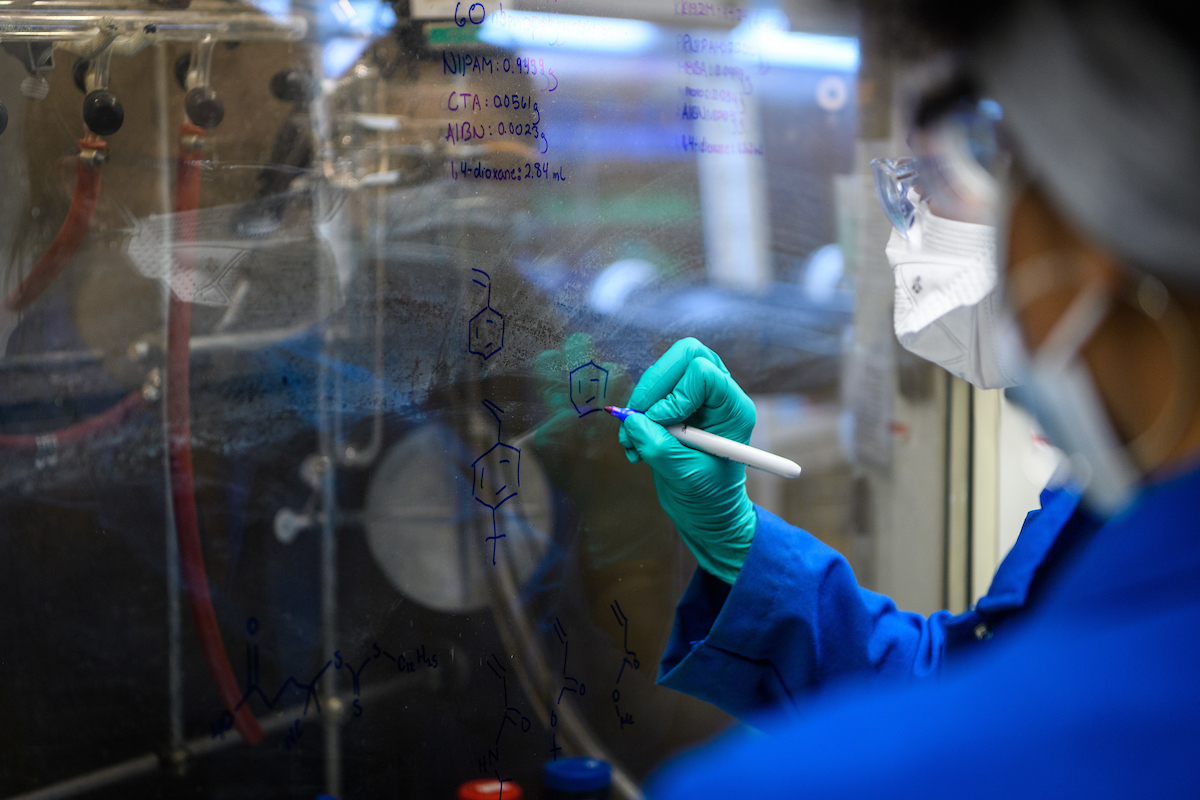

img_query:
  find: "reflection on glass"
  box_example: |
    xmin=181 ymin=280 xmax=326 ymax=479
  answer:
xmin=0 ymin=2 xmax=859 ymax=797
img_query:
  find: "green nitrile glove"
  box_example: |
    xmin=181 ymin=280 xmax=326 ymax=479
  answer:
xmin=532 ymin=333 xmax=677 ymax=567
xmin=617 ymin=338 xmax=758 ymax=584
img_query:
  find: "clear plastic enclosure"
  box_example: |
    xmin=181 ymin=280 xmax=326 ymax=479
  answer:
xmin=0 ymin=1 xmax=919 ymax=798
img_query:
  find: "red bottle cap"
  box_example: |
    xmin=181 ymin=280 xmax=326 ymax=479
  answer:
xmin=458 ymin=779 xmax=524 ymax=800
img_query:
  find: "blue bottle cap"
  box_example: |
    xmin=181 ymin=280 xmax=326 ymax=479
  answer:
xmin=543 ymin=758 xmax=612 ymax=792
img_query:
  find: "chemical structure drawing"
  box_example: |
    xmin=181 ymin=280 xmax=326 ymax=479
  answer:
xmin=468 ymin=268 xmax=505 ymax=360
xmin=610 ymin=600 xmax=639 ymax=730
xmin=210 ymin=617 xmax=438 ymax=747
xmin=548 ymin=708 xmax=563 ymax=761
xmin=553 ymin=617 xmax=586 ymax=705
xmin=479 ymin=653 xmax=530 ymax=794
xmin=472 ymin=399 xmax=521 ymax=565
xmin=568 ymin=360 xmax=610 ymax=417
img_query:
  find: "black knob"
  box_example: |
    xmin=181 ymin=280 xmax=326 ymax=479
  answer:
xmin=269 ymin=69 xmax=312 ymax=104
xmin=83 ymin=89 xmax=124 ymax=135
xmin=73 ymin=58 xmax=90 ymax=93
xmin=0 ymin=99 xmax=8 ymax=136
xmin=185 ymin=87 xmax=224 ymax=129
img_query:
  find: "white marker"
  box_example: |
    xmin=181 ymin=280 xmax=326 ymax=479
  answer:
xmin=604 ymin=406 xmax=802 ymax=479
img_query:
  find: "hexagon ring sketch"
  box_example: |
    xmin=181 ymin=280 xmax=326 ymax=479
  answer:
xmin=469 ymin=305 xmax=505 ymax=360
xmin=468 ymin=268 xmax=505 ymax=360
xmin=472 ymin=442 xmax=521 ymax=512
xmin=569 ymin=361 xmax=610 ymax=417
xmin=472 ymin=441 xmax=521 ymax=564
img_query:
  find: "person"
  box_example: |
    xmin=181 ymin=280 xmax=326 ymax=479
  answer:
xmin=618 ymin=1 xmax=1200 ymax=795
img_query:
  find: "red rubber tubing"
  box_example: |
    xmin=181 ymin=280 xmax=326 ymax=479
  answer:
xmin=0 ymin=388 xmax=145 ymax=451
xmin=0 ymin=136 xmax=140 ymax=451
xmin=169 ymin=123 xmax=264 ymax=745
xmin=5 ymin=139 xmax=105 ymax=312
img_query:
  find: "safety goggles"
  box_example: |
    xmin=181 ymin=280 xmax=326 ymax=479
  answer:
xmin=871 ymin=94 xmax=1011 ymax=236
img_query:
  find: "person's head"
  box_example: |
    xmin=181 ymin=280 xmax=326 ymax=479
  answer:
xmin=901 ymin=0 xmax=1200 ymax=513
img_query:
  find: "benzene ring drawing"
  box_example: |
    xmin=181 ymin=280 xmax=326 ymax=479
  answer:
xmin=473 ymin=442 xmax=521 ymax=511
xmin=469 ymin=268 xmax=505 ymax=360
xmin=472 ymin=400 xmax=521 ymax=565
xmin=569 ymin=361 xmax=610 ymax=417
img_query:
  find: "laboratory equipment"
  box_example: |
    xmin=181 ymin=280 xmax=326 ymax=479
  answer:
xmin=459 ymin=778 xmax=524 ymax=800
xmin=0 ymin=1 xmax=969 ymax=797
xmin=545 ymin=757 xmax=612 ymax=800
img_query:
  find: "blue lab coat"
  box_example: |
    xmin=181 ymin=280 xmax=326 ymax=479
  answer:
xmin=650 ymin=462 xmax=1200 ymax=797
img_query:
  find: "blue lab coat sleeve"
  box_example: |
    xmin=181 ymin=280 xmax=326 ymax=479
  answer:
xmin=658 ymin=506 xmax=955 ymax=720
xmin=647 ymin=465 xmax=1200 ymax=800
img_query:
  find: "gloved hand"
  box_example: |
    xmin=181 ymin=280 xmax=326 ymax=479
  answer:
xmin=618 ymin=338 xmax=758 ymax=584
xmin=532 ymin=333 xmax=683 ymax=676
xmin=532 ymin=333 xmax=676 ymax=567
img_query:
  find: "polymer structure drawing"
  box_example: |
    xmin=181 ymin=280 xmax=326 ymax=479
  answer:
xmin=553 ymin=617 xmax=586 ymax=705
xmin=481 ymin=653 xmax=529 ymax=792
xmin=468 ymin=268 xmax=505 ymax=360
xmin=568 ymin=360 xmax=610 ymax=417
xmin=211 ymin=617 xmax=437 ymax=745
xmin=546 ymin=616 xmax=586 ymax=760
xmin=610 ymin=600 xmax=638 ymax=729
xmin=220 ymin=616 xmax=328 ymax=737
xmin=472 ymin=399 xmax=521 ymax=565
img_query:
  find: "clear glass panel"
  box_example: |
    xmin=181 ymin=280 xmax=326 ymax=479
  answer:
xmin=0 ymin=2 xmax=945 ymax=798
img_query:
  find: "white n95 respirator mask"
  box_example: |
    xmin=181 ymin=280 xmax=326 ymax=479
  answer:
xmin=885 ymin=202 xmax=1023 ymax=390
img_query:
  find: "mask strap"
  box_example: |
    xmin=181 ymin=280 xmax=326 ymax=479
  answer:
xmin=1005 ymin=251 xmax=1112 ymax=370
xmin=1032 ymin=284 xmax=1111 ymax=371
xmin=1010 ymin=257 xmax=1200 ymax=473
